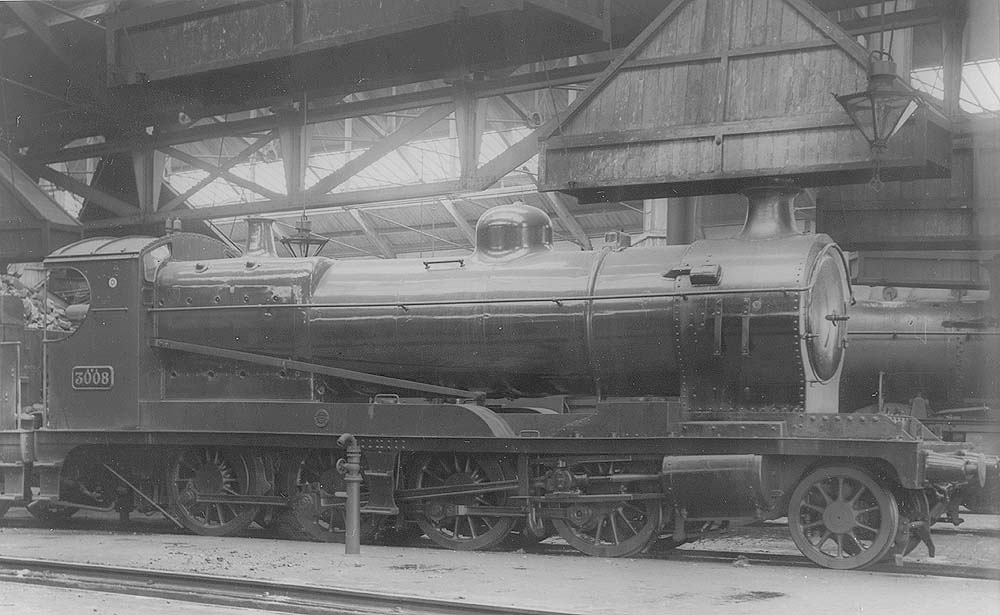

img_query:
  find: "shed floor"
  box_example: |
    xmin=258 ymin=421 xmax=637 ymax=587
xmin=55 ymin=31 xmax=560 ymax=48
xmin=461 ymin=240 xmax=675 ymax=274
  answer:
xmin=0 ymin=509 xmax=998 ymax=615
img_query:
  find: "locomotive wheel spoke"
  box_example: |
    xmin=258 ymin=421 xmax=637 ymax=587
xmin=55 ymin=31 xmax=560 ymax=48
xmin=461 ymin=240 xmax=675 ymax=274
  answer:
xmin=549 ymin=461 xmax=660 ymax=558
xmin=167 ymin=447 xmax=260 ymax=537
xmin=788 ymin=465 xmax=899 ymax=570
xmin=274 ymin=450 xmax=381 ymax=544
xmin=407 ymin=453 xmax=515 ymax=551
xmin=553 ymin=499 xmax=660 ymax=558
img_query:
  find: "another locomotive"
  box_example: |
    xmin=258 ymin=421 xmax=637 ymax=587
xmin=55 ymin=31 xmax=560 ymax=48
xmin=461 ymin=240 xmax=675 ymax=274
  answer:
xmin=1 ymin=186 xmax=996 ymax=570
xmin=841 ymin=295 xmax=1000 ymax=513
xmin=842 ymin=297 xmax=998 ymax=414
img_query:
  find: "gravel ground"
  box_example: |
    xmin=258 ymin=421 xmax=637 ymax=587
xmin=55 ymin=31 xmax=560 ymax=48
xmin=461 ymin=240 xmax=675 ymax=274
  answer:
xmin=1 ymin=508 xmax=998 ymax=615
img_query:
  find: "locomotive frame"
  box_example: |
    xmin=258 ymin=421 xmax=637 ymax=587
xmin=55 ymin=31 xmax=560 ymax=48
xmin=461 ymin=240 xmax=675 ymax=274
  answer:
xmin=1 ymin=196 xmax=996 ymax=571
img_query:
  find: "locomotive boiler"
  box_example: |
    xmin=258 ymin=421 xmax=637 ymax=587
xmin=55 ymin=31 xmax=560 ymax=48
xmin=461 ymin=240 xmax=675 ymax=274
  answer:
xmin=150 ymin=187 xmax=848 ymax=412
xmin=1 ymin=187 xmax=996 ymax=570
xmin=842 ymin=298 xmax=999 ymax=411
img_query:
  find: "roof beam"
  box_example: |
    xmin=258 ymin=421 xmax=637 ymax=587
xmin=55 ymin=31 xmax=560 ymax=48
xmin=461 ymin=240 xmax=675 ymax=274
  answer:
xmin=305 ymin=103 xmax=454 ymax=197
xmin=25 ymin=62 xmax=606 ymax=164
xmin=161 ymin=145 xmax=284 ymax=201
xmin=348 ymin=208 xmax=396 ymax=258
xmin=159 ymin=130 xmax=278 ymax=213
xmin=7 ymin=2 xmax=76 ymax=67
xmin=1 ymin=1 xmax=110 ymax=39
xmin=439 ymin=197 xmax=477 ymax=245
xmin=362 ymin=209 xmax=467 ymax=250
xmin=838 ymin=5 xmax=957 ymax=36
xmin=81 ymin=180 xmax=464 ymax=229
xmin=25 ymin=162 xmax=139 ymax=217
xmin=471 ymin=127 xmax=545 ymax=190
xmin=541 ymin=192 xmax=592 ymax=250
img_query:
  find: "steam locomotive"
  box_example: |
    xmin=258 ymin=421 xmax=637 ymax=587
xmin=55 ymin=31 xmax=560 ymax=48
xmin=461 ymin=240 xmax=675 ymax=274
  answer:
xmin=0 ymin=186 xmax=996 ymax=570
xmin=841 ymin=296 xmax=1000 ymax=513
xmin=843 ymin=297 xmax=998 ymax=414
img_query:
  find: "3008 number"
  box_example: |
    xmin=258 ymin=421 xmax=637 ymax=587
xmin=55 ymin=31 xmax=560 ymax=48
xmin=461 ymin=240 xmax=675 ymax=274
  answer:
xmin=72 ymin=366 xmax=114 ymax=390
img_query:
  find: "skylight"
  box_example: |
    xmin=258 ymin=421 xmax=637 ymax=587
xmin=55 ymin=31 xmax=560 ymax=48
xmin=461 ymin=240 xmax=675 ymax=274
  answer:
xmin=911 ymin=58 xmax=1000 ymax=115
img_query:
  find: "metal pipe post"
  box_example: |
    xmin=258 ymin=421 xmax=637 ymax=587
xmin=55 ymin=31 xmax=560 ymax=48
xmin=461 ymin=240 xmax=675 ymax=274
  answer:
xmin=337 ymin=433 xmax=362 ymax=555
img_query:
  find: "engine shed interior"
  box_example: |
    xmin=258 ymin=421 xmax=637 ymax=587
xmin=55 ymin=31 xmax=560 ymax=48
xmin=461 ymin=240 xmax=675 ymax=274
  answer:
xmin=0 ymin=0 xmax=998 ymax=585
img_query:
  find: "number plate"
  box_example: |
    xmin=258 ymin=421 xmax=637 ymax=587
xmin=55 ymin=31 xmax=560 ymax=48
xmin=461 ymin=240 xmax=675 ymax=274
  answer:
xmin=72 ymin=365 xmax=114 ymax=390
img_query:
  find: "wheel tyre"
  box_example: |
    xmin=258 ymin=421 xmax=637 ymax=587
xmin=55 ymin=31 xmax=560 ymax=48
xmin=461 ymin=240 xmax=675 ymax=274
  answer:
xmin=167 ymin=447 xmax=260 ymax=537
xmin=274 ymin=450 xmax=381 ymax=544
xmin=787 ymin=465 xmax=899 ymax=570
xmin=552 ymin=499 xmax=662 ymax=558
xmin=408 ymin=453 xmax=516 ymax=551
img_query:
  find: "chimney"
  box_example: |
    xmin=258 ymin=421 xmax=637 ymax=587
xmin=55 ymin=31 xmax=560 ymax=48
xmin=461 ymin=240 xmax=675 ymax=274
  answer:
xmin=738 ymin=184 xmax=801 ymax=240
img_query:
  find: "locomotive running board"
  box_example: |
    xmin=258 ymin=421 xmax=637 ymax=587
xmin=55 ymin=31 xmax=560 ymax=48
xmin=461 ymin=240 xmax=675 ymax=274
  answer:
xmin=150 ymin=338 xmax=485 ymax=401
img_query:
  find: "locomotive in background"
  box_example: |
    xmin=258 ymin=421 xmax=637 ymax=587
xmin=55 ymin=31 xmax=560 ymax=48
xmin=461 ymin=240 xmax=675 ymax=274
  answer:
xmin=841 ymin=292 xmax=999 ymax=512
xmin=0 ymin=186 xmax=996 ymax=570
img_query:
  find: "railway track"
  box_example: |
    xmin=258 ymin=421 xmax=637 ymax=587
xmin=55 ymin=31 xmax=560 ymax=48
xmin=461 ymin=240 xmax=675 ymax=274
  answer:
xmin=0 ymin=556 xmax=577 ymax=615
xmin=3 ymin=508 xmax=999 ymax=582
xmin=644 ymin=548 xmax=1000 ymax=581
xmin=501 ymin=540 xmax=1000 ymax=580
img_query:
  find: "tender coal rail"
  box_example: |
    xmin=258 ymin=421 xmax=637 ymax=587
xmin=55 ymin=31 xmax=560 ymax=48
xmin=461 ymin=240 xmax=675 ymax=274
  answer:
xmin=0 ymin=556 xmax=575 ymax=615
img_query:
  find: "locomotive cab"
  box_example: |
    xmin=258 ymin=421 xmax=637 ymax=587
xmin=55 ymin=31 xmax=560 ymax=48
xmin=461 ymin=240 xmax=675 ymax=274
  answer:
xmin=39 ymin=234 xmax=233 ymax=430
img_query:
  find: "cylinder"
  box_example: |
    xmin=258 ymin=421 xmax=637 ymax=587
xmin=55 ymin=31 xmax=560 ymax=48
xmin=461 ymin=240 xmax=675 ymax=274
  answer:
xmin=660 ymin=455 xmax=772 ymax=518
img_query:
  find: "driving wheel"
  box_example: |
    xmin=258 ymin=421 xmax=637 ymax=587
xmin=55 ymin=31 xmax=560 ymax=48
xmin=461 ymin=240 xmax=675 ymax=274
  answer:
xmin=552 ymin=499 xmax=661 ymax=557
xmin=275 ymin=449 xmax=380 ymax=543
xmin=407 ymin=452 xmax=516 ymax=551
xmin=167 ymin=447 xmax=260 ymax=536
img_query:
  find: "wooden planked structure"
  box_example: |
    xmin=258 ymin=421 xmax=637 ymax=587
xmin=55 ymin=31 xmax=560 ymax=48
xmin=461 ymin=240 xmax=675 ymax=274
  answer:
xmin=817 ymin=119 xmax=1000 ymax=253
xmin=106 ymin=0 xmax=606 ymax=86
xmin=539 ymin=0 xmax=952 ymax=202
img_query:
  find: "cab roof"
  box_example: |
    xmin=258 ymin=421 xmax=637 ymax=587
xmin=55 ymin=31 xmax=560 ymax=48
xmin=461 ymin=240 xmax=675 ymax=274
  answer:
xmin=44 ymin=234 xmax=234 ymax=264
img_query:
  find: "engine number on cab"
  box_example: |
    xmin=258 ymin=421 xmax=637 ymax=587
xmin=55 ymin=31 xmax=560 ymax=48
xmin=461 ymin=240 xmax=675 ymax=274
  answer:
xmin=72 ymin=366 xmax=114 ymax=390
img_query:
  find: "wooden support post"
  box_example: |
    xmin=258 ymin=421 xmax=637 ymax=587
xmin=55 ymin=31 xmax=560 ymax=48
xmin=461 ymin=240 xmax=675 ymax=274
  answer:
xmin=278 ymin=110 xmax=310 ymax=201
xmin=666 ymin=197 xmax=695 ymax=245
xmin=941 ymin=4 xmax=968 ymax=118
xmin=454 ymin=84 xmax=485 ymax=181
xmin=132 ymin=149 xmax=166 ymax=212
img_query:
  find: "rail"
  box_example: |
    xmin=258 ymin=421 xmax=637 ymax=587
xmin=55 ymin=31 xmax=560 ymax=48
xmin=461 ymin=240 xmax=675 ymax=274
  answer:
xmin=0 ymin=557 xmax=581 ymax=615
